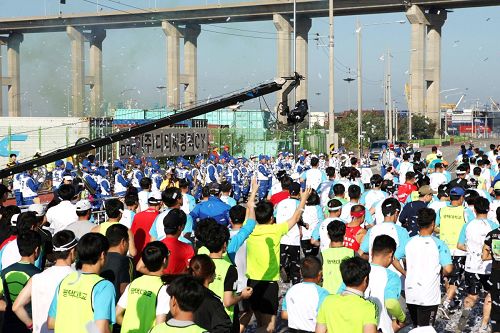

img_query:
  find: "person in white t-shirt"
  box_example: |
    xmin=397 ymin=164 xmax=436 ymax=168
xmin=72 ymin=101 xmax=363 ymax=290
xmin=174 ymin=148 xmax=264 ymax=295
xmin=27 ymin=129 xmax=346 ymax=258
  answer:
xmin=12 ymin=230 xmax=77 ymax=333
xmin=281 ymin=256 xmax=329 ymax=333
xmin=45 ymin=184 xmax=78 ymax=235
xmin=456 ymin=197 xmax=498 ymax=332
xmin=300 ymin=157 xmax=327 ymax=191
xmin=138 ymin=177 xmax=152 ymax=212
xmin=360 ymin=174 xmax=388 ymax=211
xmin=429 ymin=163 xmax=448 ymax=192
xmin=275 ymin=182 xmax=303 ymax=284
xmin=311 ymin=199 xmax=344 ymax=251
xmin=404 ymin=208 xmax=453 ymax=328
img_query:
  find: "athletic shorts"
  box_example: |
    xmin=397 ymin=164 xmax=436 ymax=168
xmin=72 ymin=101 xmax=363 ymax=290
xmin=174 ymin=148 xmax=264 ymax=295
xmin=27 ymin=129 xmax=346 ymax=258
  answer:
xmin=448 ymin=256 xmax=466 ymax=286
xmin=247 ymin=279 xmax=279 ymax=315
xmin=464 ymin=272 xmax=491 ymax=295
xmin=407 ymin=304 xmax=438 ymax=327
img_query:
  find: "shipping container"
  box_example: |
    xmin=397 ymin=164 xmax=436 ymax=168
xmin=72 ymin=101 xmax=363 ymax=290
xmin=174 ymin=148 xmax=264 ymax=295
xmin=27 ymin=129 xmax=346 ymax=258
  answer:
xmin=0 ymin=117 xmax=90 ymax=166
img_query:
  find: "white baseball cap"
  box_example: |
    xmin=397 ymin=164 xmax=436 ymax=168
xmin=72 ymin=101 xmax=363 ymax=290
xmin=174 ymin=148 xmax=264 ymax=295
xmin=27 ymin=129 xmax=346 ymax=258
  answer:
xmin=28 ymin=204 xmax=46 ymax=217
xmin=75 ymin=199 xmax=92 ymax=212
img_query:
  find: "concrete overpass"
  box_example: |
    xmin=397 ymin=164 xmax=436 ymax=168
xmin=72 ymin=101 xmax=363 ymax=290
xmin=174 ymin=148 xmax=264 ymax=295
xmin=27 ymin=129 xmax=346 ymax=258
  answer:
xmin=0 ymin=0 xmax=498 ymax=127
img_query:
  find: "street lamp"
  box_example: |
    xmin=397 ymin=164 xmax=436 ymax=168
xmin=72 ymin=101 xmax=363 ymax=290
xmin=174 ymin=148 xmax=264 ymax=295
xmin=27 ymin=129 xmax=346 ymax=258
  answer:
xmin=343 ymin=73 xmax=355 ymax=111
xmin=156 ymin=85 xmax=167 ymax=109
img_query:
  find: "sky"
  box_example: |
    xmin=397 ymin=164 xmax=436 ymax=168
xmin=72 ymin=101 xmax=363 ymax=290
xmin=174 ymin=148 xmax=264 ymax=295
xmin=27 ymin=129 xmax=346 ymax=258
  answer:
xmin=0 ymin=0 xmax=499 ymax=117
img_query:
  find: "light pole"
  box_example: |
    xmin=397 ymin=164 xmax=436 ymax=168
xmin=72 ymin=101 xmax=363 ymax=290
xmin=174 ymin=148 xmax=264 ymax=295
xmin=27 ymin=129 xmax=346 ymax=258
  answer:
xmin=356 ymin=19 xmax=362 ymax=158
xmin=156 ymin=85 xmax=167 ymax=109
xmin=355 ymin=20 xmax=405 ymax=156
xmin=328 ymin=0 xmax=335 ymax=152
xmin=293 ymin=0 xmax=297 ymax=158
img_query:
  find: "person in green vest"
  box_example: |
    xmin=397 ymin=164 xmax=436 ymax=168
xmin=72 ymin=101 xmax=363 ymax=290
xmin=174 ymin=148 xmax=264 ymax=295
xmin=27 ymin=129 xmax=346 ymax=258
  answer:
xmin=149 ymin=275 xmax=207 ymax=333
xmin=48 ymin=232 xmax=116 ymax=333
xmin=435 ymin=186 xmax=472 ymax=318
xmin=116 ymin=241 xmax=170 ymax=333
xmin=320 ymin=219 xmax=355 ymax=294
xmin=91 ymin=198 xmax=137 ymax=258
xmin=205 ymin=223 xmax=253 ymax=332
xmin=1 ymin=230 xmax=42 ymax=333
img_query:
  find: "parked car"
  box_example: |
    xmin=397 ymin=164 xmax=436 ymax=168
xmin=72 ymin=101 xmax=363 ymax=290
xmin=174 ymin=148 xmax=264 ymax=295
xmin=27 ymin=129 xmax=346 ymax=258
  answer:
xmin=369 ymin=140 xmax=409 ymax=160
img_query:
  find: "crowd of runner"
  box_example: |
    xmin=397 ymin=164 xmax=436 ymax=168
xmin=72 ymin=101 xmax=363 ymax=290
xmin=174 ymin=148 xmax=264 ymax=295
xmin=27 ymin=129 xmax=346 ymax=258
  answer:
xmin=0 ymin=142 xmax=499 ymax=333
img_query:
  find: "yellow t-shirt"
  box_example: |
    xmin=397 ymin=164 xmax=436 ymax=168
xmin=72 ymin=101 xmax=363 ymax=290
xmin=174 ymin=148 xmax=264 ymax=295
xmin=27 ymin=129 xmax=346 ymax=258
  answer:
xmin=425 ymin=153 xmax=437 ymax=164
xmin=246 ymin=222 xmax=288 ymax=281
xmin=317 ymin=294 xmax=378 ymax=333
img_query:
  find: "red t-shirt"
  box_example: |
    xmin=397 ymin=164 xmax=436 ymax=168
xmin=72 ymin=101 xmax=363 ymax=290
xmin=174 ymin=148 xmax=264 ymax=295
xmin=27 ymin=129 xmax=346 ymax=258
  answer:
xmin=397 ymin=183 xmax=417 ymax=203
xmin=161 ymin=237 xmax=195 ymax=275
xmin=130 ymin=208 xmax=159 ymax=262
xmin=270 ymin=190 xmax=290 ymax=206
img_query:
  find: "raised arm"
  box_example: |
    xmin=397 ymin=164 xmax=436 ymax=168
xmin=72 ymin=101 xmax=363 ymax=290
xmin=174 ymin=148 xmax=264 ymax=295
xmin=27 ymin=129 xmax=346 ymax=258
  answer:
xmin=287 ymin=188 xmax=312 ymax=230
xmin=245 ymin=177 xmax=258 ymax=221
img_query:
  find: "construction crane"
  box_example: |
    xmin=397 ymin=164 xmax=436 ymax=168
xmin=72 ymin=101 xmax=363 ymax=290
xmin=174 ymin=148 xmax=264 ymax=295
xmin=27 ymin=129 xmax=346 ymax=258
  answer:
xmin=454 ymin=94 xmax=465 ymax=111
xmin=490 ymin=97 xmax=500 ymax=111
xmin=0 ymin=75 xmax=302 ymax=179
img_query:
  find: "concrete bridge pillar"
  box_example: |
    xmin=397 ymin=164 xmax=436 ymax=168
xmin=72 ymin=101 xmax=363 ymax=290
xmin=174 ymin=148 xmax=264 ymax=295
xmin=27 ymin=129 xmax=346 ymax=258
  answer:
xmin=0 ymin=38 xmax=5 ymax=117
xmin=162 ymin=21 xmax=181 ymax=109
xmin=273 ymin=13 xmax=292 ymax=123
xmin=426 ymin=10 xmax=447 ymax=130
xmin=67 ymin=26 xmax=85 ymax=117
xmin=89 ymin=28 xmax=106 ymax=117
xmin=406 ymin=5 xmax=447 ymax=133
xmin=184 ymin=24 xmax=201 ymax=108
xmin=406 ymin=5 xmax=428 ymax=119
xmin=4 ymin=33 xmax=23 ymax=117
xmin=295 ymin=15 xmax=311 ymax=104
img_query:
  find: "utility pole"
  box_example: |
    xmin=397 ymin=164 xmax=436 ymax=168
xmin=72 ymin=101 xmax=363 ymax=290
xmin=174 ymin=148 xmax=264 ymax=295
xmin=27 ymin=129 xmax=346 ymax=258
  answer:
xmin=387 ymin=49 xmax=393 ymax=143
xmin=292 ymin=0 xmax=297 ymax=158
xmin=356 ymin=19 xmax=362 ymax=158
xmin=384 ymin=73 xmax=388 ymax=140
xmin=328 ymin=0 xmax=335 ymax=151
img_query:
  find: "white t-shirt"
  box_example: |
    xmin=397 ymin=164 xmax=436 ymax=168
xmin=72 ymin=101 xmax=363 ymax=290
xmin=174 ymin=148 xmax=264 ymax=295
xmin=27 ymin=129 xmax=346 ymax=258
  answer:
xmin=275 ymin=198 xmax=300 ymax=246
xmin=459 ymin=218 xmax=497 ymax=274
xmin=229 ymin=229 xmax=247 ymax=292
xmin=283 ymin=282 xmax=329 ymax=332
xmin=302 ymin=205 xmax=323 ymax=240
xmin=428 ymin=201 xmax=448 ymax=215
xmin=488 ymin=199 xmax=500 ymax=223
xmin=301 ymin=169 xmax=326 ymax=190
xmin=119 ymin=209 xmax=136 ymax=229
xmin=405 ymin=235 xmax=452 ymax=306
xmin=340 ymin=202 xmax=355 ymax=222
xmin=317 ymin=217 xmax=335 ymax=251
xmin=118 ymin=283 xmax=170 ymax=316
xmin=138 ymin=190 xmax=151 ymax=212
xmin=46 ymin=201 xmax=78 ymax=235
xmin=32 ymin=265 xmax=74 ymax=333
xmin=0 ymin=239 xmax=21 ymax=270
xmin=362 ymin=190 xmax=387 ymax=211
xmin=429 ymin=172 xmax=447 ymax=192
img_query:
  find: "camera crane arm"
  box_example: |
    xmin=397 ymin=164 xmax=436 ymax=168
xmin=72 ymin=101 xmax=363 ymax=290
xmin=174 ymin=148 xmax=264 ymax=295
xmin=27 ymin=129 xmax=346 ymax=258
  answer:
xmin=0 ymin=76 xmax=301 ymax=179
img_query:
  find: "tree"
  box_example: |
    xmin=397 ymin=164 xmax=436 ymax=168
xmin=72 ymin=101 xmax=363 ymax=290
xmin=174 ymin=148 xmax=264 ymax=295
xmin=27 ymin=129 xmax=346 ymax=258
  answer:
xmin=335 ymin=112 xmax=385 ymax=149
xmin=398 ymin=114 xmax=437 ymax=140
